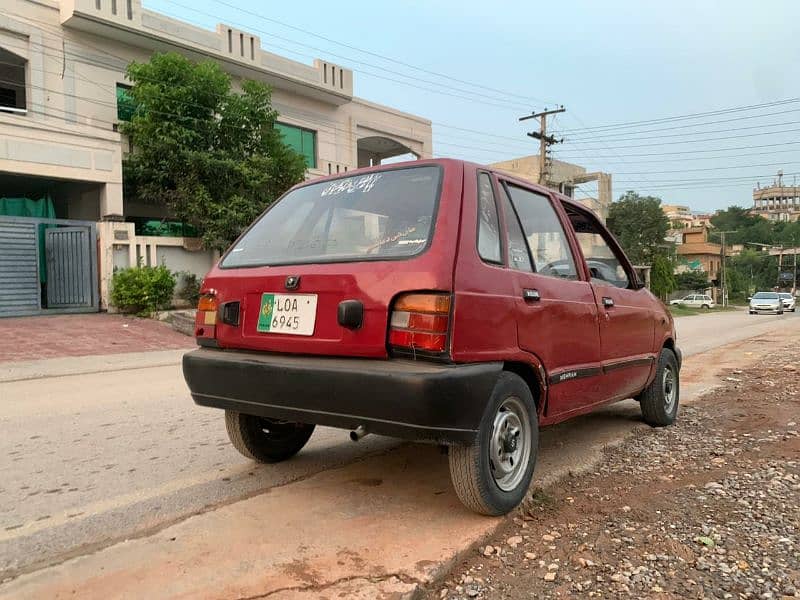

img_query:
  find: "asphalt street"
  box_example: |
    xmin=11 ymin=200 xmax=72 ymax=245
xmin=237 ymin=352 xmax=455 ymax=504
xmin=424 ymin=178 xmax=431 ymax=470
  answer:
xmin=0 ymin=308 xmax=796 ymax=579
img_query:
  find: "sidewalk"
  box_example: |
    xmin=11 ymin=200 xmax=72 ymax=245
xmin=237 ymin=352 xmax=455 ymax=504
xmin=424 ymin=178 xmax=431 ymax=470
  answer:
xmin=0 ymin=314 xmax=194 ymax=364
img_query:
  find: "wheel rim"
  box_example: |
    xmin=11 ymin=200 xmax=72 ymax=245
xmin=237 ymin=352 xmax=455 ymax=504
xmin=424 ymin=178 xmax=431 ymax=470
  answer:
xmin=489 ymin=397 xmax=531 ymax=492
xmin=663 ymin=367 xmax=677 ymax=414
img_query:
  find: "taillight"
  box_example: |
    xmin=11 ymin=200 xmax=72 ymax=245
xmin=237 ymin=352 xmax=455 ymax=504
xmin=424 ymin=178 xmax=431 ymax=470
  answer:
xmin=196 ymin=292 xmax=218 ymax=338
xmin=389 ymin=293 xmax=451 ymax=354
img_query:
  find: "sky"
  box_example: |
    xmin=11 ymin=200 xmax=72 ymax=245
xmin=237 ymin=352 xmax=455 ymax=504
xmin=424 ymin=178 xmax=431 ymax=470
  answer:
xmin=144 ymin=0 xmax=800 ymax=213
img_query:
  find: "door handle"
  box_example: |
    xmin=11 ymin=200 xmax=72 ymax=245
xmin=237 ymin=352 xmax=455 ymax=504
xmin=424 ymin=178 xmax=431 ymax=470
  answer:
xmin=523 ymin=288 xmax=541 ymax=302
xmin=602 ymin=296 xmax=614 ymax=308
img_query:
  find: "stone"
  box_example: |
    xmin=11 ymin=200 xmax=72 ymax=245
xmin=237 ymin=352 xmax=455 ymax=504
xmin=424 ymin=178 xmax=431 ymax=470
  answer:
xmin=525 ymin=552 xmax=537 ymax=560
xmin=542 ymin=534 xmax=555 ymax=542
xmin=544 ymin=572 xmax=557 ymax=582
xmin=506 ymin=535 xmax=523 ymax=548
xmin=482 ymin=546 xmax=494 ymax=557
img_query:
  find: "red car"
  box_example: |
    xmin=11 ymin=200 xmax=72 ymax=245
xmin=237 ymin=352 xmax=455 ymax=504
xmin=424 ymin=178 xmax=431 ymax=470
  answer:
xmin=183 ymin=159 xmax=681 ymax=515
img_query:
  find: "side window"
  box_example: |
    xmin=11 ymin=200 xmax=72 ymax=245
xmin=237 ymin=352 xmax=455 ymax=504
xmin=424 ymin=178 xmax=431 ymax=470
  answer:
xmin=505 ymin=184 xmax=577 ymax=280
xmin=477 ymin=173 xmax=502 ymax=263
xmin=501 ymin=192 xmax=533 ymax=272
xmin=567 ymin=207 xmax=632 ymax=289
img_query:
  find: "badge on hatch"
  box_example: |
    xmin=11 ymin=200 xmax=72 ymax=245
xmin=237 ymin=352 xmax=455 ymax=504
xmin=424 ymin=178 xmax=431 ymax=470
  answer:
xmin=257 ymin=294 xmax=275 ymax=332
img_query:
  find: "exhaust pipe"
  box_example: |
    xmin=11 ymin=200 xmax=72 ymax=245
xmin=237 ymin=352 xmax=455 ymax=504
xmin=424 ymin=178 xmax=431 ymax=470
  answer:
xmin=349 ymin=425 xmax=368 ymax=442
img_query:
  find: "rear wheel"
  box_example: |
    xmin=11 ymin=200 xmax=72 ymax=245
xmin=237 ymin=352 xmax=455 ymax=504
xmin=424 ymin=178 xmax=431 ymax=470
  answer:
xmin=701 ymin=304 xmax=710 ymax=309
xmin=449 ymin=372 xmax=538 ymax=516
xmin=639 ymin=348 xmax=680 ymax=427
xmin=225 ymin=411 xmax=315 ymax=463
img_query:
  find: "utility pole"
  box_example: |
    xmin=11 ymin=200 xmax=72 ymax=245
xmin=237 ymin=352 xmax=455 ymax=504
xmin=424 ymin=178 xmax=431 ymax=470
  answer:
xmin=714 ymin=230 xmax=736 ymax=307
xmin=519 ymin=106 xmax=565 ymax=186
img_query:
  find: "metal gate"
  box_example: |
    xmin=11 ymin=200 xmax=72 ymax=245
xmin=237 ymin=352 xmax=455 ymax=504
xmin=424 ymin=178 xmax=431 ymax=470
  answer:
xmin=0 ymin=221 xmax=40 ymax=316
xmin=0 ymin=217 xmax=98 ymax=317
xmin=45 ymin=227 xmax=93 ymax=308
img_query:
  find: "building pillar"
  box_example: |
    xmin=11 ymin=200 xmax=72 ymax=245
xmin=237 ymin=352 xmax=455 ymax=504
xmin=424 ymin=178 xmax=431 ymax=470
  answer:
xmin=100 ymin=182 xmax=124 ymax=221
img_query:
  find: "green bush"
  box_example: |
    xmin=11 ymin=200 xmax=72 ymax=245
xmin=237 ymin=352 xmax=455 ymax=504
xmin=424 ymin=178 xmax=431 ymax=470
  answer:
xmin=176 ymin=271 xmax=201 ymax=306
xmin=111 ymin=264 xmax=176 ymax=316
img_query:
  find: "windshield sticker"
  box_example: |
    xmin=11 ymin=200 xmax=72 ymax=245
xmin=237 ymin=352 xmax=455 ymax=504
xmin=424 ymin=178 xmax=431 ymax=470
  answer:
xmin=397 ymin=239 xmax=426 ymax=245
xmin=321 ymin=174 xmax=382 ymax=197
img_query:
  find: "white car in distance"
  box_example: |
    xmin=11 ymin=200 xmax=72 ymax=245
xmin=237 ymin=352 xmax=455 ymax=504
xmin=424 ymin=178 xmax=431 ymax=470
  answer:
xmin=669 ymin=294 xmax=715 ymax=309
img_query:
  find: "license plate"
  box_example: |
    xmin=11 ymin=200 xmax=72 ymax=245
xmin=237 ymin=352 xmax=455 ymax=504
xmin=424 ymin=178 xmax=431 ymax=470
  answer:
xmin=257 ymin=293 xmax=317 ymax=336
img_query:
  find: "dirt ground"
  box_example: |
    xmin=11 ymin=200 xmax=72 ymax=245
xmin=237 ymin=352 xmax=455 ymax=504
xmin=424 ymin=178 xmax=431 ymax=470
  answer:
xmin=425 ymin=345 xmax=800 ymax=600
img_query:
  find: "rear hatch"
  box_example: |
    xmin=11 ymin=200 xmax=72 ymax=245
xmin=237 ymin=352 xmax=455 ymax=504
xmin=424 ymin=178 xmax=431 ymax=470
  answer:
xmin=198 ymin=162 xmax=461 ymax=358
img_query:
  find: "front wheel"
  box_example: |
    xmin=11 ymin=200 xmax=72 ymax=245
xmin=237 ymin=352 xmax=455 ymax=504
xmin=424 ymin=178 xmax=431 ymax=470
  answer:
xmin=638 ymin=349 xmax=679 ymax=427
xmin=449 ymin=372 xmax=538 ymax=516
xmin=225 ymin=411 xmax=315 ymax=463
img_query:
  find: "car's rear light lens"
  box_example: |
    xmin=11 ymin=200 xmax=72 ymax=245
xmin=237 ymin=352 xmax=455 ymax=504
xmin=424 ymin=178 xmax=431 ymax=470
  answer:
xmin=389 ymin=293 xmax=451 ymax=354
xmin=196 ymin=293 xmax=218 ymax=337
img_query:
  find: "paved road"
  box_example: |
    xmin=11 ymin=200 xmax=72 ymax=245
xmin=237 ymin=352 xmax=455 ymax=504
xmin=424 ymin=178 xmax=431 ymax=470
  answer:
xmin=0 ymin=309 xmax=797 ymax=579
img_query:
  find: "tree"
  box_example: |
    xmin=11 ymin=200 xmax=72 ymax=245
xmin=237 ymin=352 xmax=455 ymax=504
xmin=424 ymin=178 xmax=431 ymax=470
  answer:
xmin=650 ymin=254 xmax=676 ymax=301
xmin=674 ymin=270 xmax=710 ymax=291
xmin=121 ymin=52 xmax=307 ymax=250
xmin=607 ymin=191 xmax=671 ymax=265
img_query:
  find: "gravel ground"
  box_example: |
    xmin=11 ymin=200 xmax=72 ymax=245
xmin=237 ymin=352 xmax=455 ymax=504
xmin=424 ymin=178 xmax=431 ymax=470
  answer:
xmin=426 ymin=352 xmax=800 ymax=599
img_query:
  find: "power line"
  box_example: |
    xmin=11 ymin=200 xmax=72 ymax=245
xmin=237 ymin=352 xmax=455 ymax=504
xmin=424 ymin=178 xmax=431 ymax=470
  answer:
xmin=207 ymin=0 xmax=556 ymax=106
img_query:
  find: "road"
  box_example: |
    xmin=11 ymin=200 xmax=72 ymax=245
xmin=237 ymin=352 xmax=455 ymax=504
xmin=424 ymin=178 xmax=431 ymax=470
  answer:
xmin=0 ymin=308 xmax=797 ymax=581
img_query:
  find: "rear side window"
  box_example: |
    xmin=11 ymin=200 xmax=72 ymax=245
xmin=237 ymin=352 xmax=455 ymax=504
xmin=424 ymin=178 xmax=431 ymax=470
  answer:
xmin=501 ymin=193 xmax=533 ymax=272
xmin=221 ymin=167 xmax=441 ymax=267
xmin=477 ymin=173 xmax=501 ymax=263
xmin=505 ymin=185 xmax=578 ymax=280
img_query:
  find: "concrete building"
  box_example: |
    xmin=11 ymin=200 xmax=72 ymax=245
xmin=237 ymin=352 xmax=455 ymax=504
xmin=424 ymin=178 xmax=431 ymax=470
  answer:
xmin=662 ymin=204 xmax=715 ymax=229
xmin=0 ymin=0 xmax=432 ymax=314
xmin=489 ymin=155 xmax=612 ymax=221
xmin=674 ymin=225 xmax=730 ymax=286
xmin=751 ymin=171 xmax=800 ymax=222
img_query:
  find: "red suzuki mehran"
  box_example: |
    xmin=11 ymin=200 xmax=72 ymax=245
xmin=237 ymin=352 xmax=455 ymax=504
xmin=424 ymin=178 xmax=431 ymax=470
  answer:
xmin=183 ymin=159 xmax=680 ymax=515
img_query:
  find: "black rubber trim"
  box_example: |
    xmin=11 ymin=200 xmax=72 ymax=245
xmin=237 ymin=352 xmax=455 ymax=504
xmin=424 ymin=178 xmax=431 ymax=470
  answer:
xmin=547 ymin=366 xmax=602 ymax=385
xmin=548 ymin=356 xmax=656 ymax=385
xmin=183 ymin=348 xmax=503 ymax=444
xmin=603 ymin=357 xmax=654 ymax=373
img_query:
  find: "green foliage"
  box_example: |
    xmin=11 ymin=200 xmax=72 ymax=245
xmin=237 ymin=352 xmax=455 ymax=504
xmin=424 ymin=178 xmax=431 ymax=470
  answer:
xmin=726 ymin=248 xmax=781 ymax=299
xmin=121 ymin=52 xmax=307 ymax=251
xmin=650 ymin=254 xmax=676 ymax=300
xmin=176 ymin=271 xmax=201 ymax=306
xmin=674 ymin=270 xmax=710 ymax=291
xmin=111 ymin=264 xmax=176 ymax=316
xmin=607 ymin=191 xmax=671 ymax=265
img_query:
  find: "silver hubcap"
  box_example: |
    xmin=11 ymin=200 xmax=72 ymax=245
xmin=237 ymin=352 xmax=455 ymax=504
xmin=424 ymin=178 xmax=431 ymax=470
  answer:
xmin=663 ymin=367 xmax=677 ymax=413
xmin=489 ymin=397 xmax=531 ymax=492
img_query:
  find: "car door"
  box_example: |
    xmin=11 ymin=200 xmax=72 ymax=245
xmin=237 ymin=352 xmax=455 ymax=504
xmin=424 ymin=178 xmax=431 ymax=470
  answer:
xmin=563 ymin=203 xmax=657 ymax=401
xmin=497 ymin=180 xmax=605 ymax=417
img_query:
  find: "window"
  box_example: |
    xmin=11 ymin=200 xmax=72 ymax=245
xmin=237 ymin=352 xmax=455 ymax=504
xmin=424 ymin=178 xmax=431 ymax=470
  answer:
xmin=501 ymin=192 xmax=533 ymax=272
xmin=0 ymin=48 xmax=26 ymax=114
xmin=505 ymin=184 xmax=577 ymax=280
xmin=275 ymin=122 xmax=317 ymax=168
xmin=116 ymin=84 xmax=136 ymax=121
xmin=566 ymin=205 xmax=631 ymax=288
xmin=221 ymin=166 xmax=440 ymax=267
xmin=477 ymin=173 xmax=501 ymax=263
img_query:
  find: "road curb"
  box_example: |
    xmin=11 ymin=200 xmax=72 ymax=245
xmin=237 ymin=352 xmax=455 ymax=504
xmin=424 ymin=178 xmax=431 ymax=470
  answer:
xmin=0 ymin=349 xmax=188 ymax=383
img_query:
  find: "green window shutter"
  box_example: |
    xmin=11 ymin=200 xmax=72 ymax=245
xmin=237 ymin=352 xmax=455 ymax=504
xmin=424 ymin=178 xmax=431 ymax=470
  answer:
xmin=116 ymin=84 xmax=136 ymax=121
xmin=275 ymin=122 xmax=316 ymax=168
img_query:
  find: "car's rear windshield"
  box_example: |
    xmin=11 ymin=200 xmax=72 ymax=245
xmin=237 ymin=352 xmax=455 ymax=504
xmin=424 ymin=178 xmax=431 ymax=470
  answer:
xmin=779 ymin=293 xmax=793 ymax=298
xmin=753 ymin=292 xmax=778 ymax=299
xmin=221 ymin=166 xmax=442 ymax=268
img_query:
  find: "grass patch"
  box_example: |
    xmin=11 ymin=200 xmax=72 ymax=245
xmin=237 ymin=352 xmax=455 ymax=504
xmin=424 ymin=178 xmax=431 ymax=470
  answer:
xmin=668 ymin=305 xmax=739 ymax=317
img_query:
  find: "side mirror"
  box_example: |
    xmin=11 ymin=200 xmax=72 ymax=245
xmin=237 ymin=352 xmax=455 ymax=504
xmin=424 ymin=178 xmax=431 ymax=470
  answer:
xmin=746 ymin=296 xmax=752 ymax=301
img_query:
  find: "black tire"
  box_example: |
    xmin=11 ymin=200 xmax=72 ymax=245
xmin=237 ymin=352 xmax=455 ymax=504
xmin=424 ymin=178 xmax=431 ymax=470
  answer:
xmin=639 ymin=348 xmax=679 ymax=427
xmin=701 ymin=304 xmax=710 ymax=309
xmin=448 ymin=372 xmax=538 ymax=516
xmin=225 ymin=410 xmax=315 ymax=463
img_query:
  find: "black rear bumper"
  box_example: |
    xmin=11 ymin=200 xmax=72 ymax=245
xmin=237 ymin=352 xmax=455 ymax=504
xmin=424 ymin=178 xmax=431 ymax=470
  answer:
xmin=182 ymin=348 xmax=502 ymax=444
